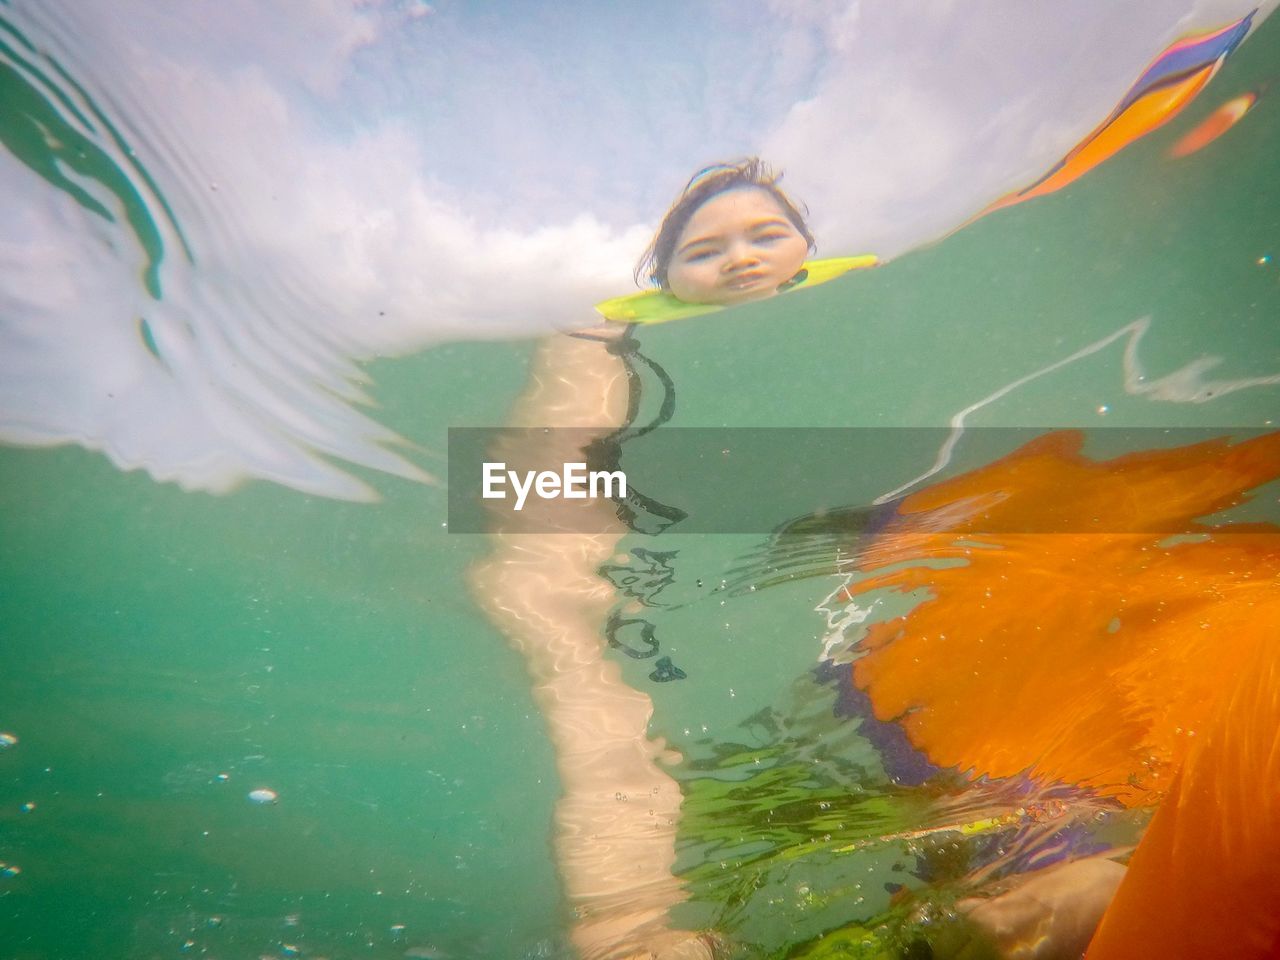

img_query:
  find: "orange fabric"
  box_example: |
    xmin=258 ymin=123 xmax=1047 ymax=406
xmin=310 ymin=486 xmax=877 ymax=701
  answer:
xmin=843 ymin=431 xmax=1280 ymax=954
xmin=844 ymin=431 xmax=1280 ymax=809
xmin=1086 ymin=635 xmax=1280 ymax=959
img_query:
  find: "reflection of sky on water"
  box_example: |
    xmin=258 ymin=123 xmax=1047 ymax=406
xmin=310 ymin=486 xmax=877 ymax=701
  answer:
xmin=0 ymin=0 xmax=1274 ymax=497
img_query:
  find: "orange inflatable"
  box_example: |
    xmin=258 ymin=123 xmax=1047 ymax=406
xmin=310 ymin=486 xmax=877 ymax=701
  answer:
xmin=840 ymin=430 xmax=1280 ymax=957
xmin=978 ymin=13 xmax=1254 ymax=218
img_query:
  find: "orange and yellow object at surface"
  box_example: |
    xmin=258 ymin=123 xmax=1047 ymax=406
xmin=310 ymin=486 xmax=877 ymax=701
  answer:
xmin=979 ymin=12 xmax=1255 ymax=217
xmin=839 ymin=430 xmax=1280 ymax=957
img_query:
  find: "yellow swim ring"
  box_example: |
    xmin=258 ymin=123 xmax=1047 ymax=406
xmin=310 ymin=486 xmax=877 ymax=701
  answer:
xmin=594 ymin=255 xmax=878 ymax=325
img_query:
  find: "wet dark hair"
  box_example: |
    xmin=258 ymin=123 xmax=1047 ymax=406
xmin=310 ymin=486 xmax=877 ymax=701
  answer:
xmin=635 ymin=157 xmax=816 ymax=290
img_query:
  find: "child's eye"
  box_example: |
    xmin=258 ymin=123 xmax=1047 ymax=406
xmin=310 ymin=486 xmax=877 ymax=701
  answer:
xmin=755 ymin=232 xmax=790 ymax=245
xmin=683 ymin=249 xmax=717 ymax=263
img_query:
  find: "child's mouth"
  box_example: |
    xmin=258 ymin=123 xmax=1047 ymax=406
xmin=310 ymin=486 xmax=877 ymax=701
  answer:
xmin=725 ymin=272 xmax=765 ymax=290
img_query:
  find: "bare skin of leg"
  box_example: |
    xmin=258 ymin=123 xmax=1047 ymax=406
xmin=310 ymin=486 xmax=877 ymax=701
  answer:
xmin=467 ymin=330 xmax=714 ymax=960
xmin=955 ymin=857 xmax=1128 ymax=960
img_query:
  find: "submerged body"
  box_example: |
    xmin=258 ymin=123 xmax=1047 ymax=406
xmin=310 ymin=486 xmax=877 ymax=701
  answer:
xmin=472 ymin=162 xmax=859 ymax=958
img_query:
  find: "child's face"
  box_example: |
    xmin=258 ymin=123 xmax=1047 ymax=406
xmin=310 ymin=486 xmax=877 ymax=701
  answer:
xmin=666 ymin=187 xmax=810 ymax=305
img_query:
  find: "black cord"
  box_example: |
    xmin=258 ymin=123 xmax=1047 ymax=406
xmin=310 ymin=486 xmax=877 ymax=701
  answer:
xmin=572 ymin=324 xmax=688 ymax=534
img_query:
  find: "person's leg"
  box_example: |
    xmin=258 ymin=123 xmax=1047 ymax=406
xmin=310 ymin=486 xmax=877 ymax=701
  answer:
xmin=469 ymin=332 xmax=710 ymax=958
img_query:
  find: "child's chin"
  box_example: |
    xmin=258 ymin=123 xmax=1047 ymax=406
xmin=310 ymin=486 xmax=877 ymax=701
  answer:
xmin=717 ymin=285 xmax=777 ymax=306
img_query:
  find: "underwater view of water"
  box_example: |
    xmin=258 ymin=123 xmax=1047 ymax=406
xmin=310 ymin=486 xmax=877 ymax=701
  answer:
xmin=2 ymin=3 xmax=1279 ymax=959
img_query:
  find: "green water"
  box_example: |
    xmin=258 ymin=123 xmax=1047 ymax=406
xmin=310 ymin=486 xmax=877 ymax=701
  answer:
xmin=3 ymin=11 xmax=1280 ymax=960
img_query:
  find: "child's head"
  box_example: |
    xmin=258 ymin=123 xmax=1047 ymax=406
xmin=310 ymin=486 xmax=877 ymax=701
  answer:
xmin=636 ymin=158 xmax=815 ymax=306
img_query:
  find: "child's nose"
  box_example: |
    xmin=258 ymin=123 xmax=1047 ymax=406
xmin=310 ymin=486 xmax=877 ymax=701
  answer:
xmin=723 ymin=242 xmax=761 ymax=270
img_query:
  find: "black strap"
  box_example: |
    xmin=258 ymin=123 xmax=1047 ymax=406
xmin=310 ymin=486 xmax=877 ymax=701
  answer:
xmin=572 ymin=324 xmax=687 ymax=533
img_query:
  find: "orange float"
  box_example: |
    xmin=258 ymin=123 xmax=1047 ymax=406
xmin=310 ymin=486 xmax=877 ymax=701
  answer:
xmin=840 ymin=430 xmax=1280 ymax=957
xmin=977 ymin=12 xmax=1254 ymax=218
